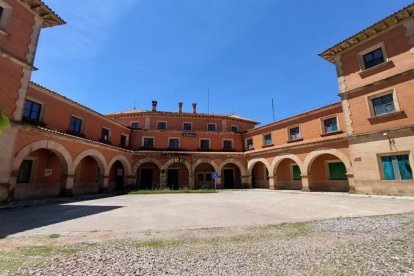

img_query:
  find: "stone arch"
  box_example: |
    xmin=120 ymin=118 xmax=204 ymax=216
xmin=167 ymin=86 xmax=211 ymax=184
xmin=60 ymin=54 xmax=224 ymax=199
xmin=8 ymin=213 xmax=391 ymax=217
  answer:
xmin=247 ymin=158 xmax=271 ymax=176
xmin=270 ymin=154 xmax=305 ymax=175
xmin=13 ymin=140 xmax=73 ymax=173
xmin=218 ymin=159 xmax=246 ymax=176
xmin=193 ymin=159 xmax=220 ymax=174
xmin=108 ymin=155 xmax=132 ymax=176
xmin=71 ymin=149 xmax=108 ymax=176
xmin=304 ymin=148 xmax=352 ymax=175
xmin=162 ymin=158 xmax=192 ymax=174
xmin=132 ymin=158 xmax=163 ymax=173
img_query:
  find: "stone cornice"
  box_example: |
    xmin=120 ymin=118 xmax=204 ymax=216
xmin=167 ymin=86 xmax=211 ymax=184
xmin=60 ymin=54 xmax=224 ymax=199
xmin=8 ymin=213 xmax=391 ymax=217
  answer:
xmin=320 ymin=3 xmax=414 ymax=63
xmin=19 ymin=0 xmax=65 ymax=28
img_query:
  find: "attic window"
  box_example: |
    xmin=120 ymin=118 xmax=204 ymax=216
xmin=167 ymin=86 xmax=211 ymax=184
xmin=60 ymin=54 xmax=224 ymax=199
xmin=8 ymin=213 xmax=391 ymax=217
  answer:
xmin=363 ymin=48 xmax=385 ymax=69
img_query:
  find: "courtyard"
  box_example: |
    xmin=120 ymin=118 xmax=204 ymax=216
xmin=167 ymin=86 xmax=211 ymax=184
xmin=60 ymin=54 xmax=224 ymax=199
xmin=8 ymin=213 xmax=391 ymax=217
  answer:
xmin=1 ymin=190 xmax=414 ymax=274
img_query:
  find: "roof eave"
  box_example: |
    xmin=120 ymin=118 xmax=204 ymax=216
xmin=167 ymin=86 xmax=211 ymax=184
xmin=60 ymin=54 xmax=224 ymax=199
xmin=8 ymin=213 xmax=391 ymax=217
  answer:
xmin=20 ymin=0 xmax=66 ymax=28
xmin=319 ymin=3 xmax=414 ymax=63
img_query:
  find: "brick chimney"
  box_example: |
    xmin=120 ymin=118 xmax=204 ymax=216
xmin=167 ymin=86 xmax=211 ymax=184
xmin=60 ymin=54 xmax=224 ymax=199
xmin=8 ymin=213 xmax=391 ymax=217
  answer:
xmin=152 ymin=101 xmax=157 ymax=112
xmin=178 ymin=102 xmax=183 ymax=113
xmin=192 ymin=103 xmax=197 ymax=114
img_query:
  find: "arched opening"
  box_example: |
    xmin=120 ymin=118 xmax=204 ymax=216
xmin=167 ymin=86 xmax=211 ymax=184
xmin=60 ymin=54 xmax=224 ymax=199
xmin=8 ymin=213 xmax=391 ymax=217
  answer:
xmin=74 ymin=156 xmax=104 ymax=195
xmin=136 ymin=162 xmax=161 ymax=190
xmin=221 ymin=163 xmax=241 ymax=189
xmin=251 ymin=162 xmax=269 ymax=188
xmin=308 ymin=154 xmax=349 ymax=192
xmin=15 ymin=148 xmax=68 ymax=200
xmin=166 ymin=162 xmax=189 ymax=190
xmin=194 ymin=163 xmax=216 ymax=189
xmin=108 ymin=160 xmax=125 ymax=192
xmin=274 ymin=158 xmax=302 ymax=190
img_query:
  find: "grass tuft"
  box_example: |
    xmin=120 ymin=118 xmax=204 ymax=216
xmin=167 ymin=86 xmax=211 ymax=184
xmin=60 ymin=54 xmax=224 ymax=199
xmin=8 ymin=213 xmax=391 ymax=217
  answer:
xmin=49 ymin=233 xmax=60 ymax=239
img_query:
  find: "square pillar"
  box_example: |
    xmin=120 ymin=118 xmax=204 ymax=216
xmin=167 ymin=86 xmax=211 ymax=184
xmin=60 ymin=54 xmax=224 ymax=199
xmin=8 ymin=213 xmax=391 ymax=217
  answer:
xmin=268 ymin=176 xmax=276 ymax=190
xmin=160 ymin=170 xmax=166 ymax=190
xmin=241 ymin=175 xmax=252 ymax=189
xmin=62 ymin=175 xmax=75 ymax=196
xmin=347 ymin=173 xmax=355 ymax=193
xmin=301 ymin=175 xmax=310 ymax=192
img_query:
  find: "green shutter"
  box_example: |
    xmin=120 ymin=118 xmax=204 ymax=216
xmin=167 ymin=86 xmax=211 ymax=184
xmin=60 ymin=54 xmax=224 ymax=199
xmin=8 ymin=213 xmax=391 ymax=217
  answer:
xmin=329 ymin=162 xmax=347 ymax=180
xmin=292 ymin=165 xmax=301 ymax=180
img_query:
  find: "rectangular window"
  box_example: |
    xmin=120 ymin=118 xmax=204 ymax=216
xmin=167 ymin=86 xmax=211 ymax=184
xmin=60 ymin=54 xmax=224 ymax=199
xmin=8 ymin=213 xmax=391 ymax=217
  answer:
xmin=69 ymin=116 xmax=82 ymax=133
xmin=381 ymin=155 xmax=413 ymax=180
xmin=223 ymin=140 xmax=232 ymax=150
xmin=183 ymin=123 xmax=192 ymax=131
xmin=264 ymin=134 xmax=272 ymax=146
xmin=101 ymin=128 xmax=110 ymax=142
xmin=289 ymin=126 xmax=301 ymax=141
xmin=207 ymin=124 xmax=216 ymax=131
xmin=169 ymin=139 xmax=179 ymax=149
xmin=131 ymin=122 xmax=139 ymax=129
xmin=328 ymin=162 xmax=348 ymax=180
xmin=17 ymin=160 xmax=32 ymax=183
xmin=246 ymin=138 xmax=253 ymax=150
xmin=120 ymin=135 xmax=127 ymax=147
xmin=23 ymin=99 xmax=41 ymax=122
xmin=292 ymin=165 xmax=301 ymax=180
xmin=372 ymin=94 xmax=395 ymax=116
xmin=323 ymin=117 xmax=338 ymax=134
xmin=200 ymin=139 xmax=210 ymax=150
xmin=157 ymin=122 xmax=167 ymax=130
xmin=143 ymin=138 xmax=154 ymax=149
xmin=231 ymin=126 xmax=238 ymax=133
xmin=363 ymin=48 xmax=385 ymax=69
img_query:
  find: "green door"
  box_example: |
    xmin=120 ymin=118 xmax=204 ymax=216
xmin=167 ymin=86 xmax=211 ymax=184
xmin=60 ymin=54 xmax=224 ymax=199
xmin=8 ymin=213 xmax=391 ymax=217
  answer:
xmin=167 ymin=169 xmax=179 ymax=190
xmin=329 ymin=162 xmax=347 ymax=180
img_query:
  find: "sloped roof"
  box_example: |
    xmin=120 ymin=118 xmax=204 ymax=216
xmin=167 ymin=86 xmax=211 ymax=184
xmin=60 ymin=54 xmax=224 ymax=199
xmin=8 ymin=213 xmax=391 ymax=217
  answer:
xmin=20 ymin=0 xmax=65 ymax=27
xmin=320 ymin=2 xmax=414 ymax=63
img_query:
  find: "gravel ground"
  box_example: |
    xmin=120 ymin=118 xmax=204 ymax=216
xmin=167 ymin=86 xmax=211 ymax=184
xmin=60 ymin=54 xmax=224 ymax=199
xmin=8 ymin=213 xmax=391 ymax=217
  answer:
xmin=3 ymin=213 xmax=414 ymax=275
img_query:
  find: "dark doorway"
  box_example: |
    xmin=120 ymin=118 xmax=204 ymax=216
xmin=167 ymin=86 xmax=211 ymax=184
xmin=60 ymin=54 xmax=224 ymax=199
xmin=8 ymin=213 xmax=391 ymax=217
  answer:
xmin=140 ymin=169 xmax=153 ymax=190
xmin=167 ymin=169 xmax=179 ymax=190
xmin=223 ymin=169 xmax=234 ymax=189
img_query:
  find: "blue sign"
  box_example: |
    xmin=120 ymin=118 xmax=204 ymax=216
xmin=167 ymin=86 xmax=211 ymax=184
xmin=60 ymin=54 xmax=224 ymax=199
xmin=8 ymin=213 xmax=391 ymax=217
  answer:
xmin=212 ymin=172 xmax=219 ymax=179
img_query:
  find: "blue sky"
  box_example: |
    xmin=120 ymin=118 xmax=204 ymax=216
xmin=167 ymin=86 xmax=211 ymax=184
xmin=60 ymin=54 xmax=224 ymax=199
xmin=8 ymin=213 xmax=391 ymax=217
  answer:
xmin=33 ymin=0 xmax=413 ymax=125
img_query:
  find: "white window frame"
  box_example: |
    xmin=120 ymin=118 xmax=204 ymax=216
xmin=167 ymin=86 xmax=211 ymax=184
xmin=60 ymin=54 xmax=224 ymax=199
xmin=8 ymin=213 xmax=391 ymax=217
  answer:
xmin=288 ymin=125 xmax=302 ymax=141
xmin=101 ymin=127 xmax=111 ymax=142
xmin=320 ymin=115 xmax=340 ymax=135
xmin=366 ymin=88 xmax=401 ymax=118
xmin=357 ymin=42 xmax=388 ymax=71
xmin=0 ymin=1 xmax=12 ymax=32
xmin=376 ymin=152 xmax=413 ymax=181
xmin=263 ymin=133 xmax=272 ymax=146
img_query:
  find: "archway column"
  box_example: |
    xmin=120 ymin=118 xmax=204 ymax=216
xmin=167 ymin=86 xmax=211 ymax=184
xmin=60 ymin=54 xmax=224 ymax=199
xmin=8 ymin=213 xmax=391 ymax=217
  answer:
xmin=62 ymin=174 xmax=75 ymax=196
xmin=7 ymin=172 xmax=17 ymax=202
xmin=127 ymin=175 xmax=136 ymax=187
xmin=347 ymin=173 xmax=355 ymax=193
xmin=189 ymin=174 xmax=194 ymax=190
xmin=268 ymin=176 xmax=276 ymax=190
xmin=301 ymin=174 xmax=310 ymax=192
xmin=242 ymin=175 xmax=252 ymax=189
xmin=160 ymin=170 xmax=166 ymax=189
xmin=102 ymin=175 xmax=109 ymax=192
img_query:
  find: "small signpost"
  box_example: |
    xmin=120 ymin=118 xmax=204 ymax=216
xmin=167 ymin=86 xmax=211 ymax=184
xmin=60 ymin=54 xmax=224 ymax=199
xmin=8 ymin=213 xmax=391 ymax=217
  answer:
xmin=212 ymin=172 xmax=219 ymax=191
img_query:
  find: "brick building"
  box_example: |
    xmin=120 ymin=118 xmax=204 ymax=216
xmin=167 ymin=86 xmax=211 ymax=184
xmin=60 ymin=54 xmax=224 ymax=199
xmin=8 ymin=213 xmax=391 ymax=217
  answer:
xmin=0 ymin=0 xmax=413 ymax=202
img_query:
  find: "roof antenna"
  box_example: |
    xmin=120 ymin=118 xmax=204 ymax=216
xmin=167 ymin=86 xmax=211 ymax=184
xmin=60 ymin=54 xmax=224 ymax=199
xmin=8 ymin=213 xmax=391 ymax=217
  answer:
xmin=272 ymin=98 xmax=276 ymax=122
xmin=134 ymin=101 xmax=136 ymax=110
